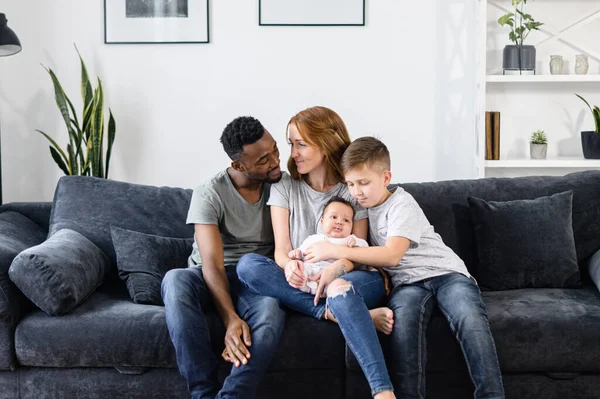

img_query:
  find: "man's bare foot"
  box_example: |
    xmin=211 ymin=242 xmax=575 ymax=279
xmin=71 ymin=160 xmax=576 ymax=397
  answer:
xmin=370 ymin=307 xmax=394 ymax=335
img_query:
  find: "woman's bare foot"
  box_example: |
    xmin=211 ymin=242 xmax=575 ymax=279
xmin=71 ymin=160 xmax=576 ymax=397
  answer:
xmin=370 ymin=307 xmax=394 ymax=335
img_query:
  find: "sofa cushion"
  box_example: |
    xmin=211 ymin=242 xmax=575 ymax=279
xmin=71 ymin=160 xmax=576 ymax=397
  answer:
xmin=15 ymin=284 xmax=345 ymax=371
xmin=0 ymin=211 xmax=47 ymax=370
xmin=399 ymin=170 xmax=600 ymax=279
xmin=111 ymin=227 xmax=193 ymax=305
xmin=9 ymin=229 xmax=110 ymax=316
xmin=588 ymin=249 xmax=600 ymax=292
xmin=468 ymin=191 xmax=580 ymax=290
xmin=48 ymin=176 xmax=194 ymax=279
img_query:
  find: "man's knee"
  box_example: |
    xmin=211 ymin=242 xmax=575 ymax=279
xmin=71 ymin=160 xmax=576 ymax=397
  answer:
xmin=326 ymin=278 xmax=353 ymax=298
xmin=236 ymin=253 xmax=264 ymax=282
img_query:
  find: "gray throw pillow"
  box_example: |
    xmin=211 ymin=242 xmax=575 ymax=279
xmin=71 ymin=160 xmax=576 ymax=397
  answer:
xmin=468 ymin=191 xmax=580 ymax=290
xmin=8 ymin=229 xmax=110 ymax=316
xmin=111 ymin=227 xmax=193 ymax=305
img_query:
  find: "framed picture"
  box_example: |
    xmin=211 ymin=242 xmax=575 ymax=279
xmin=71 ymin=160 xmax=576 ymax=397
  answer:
xmin=259 ymin=0 xmax=365 ymax=26
xmin=104 ymin=0 xmax=209 ymax=44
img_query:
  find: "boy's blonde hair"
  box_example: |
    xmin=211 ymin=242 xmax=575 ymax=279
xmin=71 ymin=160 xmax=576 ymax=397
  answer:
xmin=341 ymin=137 xmax=390 ymax=174
xmin=287 ymin=106 xmax=351 ymax=183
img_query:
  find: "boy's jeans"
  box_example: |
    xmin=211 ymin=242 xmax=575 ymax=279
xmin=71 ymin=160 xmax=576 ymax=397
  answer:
xmin=237 ymin=253 xmax=394 ymax=396
xmin=161 ymin=267 xmax=286 ymax=399
xmin=388 ymin=272 xmax=505 ymax=399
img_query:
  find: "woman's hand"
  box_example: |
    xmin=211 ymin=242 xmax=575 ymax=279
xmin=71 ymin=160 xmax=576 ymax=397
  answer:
xmin=308 ymin=261 xmax=349 ymax=305
xmin=303 ymin=241 xmax=339 ymax=263
xmin=284 ymin=259 xmax=306 ymax=289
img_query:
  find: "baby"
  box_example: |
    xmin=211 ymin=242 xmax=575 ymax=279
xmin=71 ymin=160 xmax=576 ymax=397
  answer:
xmin=288 ymin=196 xmax=368 ymax=296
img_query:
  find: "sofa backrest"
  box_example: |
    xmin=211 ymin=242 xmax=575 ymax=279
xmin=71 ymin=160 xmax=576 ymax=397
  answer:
xmin=49 ymin=176 xmax=194 ymax=274
xmin=399 ymin=170 xmax=600 ymax=279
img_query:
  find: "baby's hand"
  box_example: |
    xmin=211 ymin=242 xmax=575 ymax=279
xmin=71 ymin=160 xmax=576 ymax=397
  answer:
xmin=288 ymin=249 xmax=303 ymax=260
xmin=345 ymin=236 xmax=356 ymax=247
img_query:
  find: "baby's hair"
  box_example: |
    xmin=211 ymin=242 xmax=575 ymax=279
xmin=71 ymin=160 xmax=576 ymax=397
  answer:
xmin=322 ymin=196 xmax=355 ymax=220
xmin=341 ymin=136 xmax=390 ymax=174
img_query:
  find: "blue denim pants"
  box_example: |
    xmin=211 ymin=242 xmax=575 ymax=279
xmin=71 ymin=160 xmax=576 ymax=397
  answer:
xmin=237 ymin=253 xmax=394 ymax=396
xmin=161 ymin=267 xmax=286 ymax=399
xmin=388 ymin=272 xmax=505 ymax=399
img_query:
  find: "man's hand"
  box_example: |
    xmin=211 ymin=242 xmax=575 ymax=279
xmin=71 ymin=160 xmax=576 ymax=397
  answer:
xmin=287 ymin=248 xmax=303 ymax=260
xmin=284 ymin=259 xmax=306 ymax=289
xmin=304 ymin=241 xmax=339 ymax=263
xmin=223 ymin=317 xmax=252 ymax=367
xmin=345 ymin=236 xmax=356 ymax=247
xmin=308 ymin=262 xmax=348 ymax=305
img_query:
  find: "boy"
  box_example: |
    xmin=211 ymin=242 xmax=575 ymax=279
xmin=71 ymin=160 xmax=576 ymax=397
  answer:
xmin=303 ymin=137 xmax=505 ymax=399
xmin=288 ymin=196 xmax=368 ymax=296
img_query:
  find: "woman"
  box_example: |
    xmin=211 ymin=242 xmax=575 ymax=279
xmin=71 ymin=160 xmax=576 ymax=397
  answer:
xmin=237 ymin=106 xmax=395 ymax=399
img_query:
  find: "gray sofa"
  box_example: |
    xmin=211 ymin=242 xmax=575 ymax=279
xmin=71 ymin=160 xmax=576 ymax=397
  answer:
xmin=1 ymin=171 xmax=599 ymax=399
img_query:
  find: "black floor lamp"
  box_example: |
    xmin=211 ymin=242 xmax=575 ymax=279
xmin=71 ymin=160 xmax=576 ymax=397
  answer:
xmin=0 ymin=13 xmax=22 ymax=204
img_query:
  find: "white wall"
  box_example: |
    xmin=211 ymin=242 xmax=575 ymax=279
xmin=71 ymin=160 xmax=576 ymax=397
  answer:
xmin=0 ymin=0 xmax=477 ymax=202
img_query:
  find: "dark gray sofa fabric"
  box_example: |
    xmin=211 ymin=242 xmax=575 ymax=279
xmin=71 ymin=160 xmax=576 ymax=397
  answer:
xmin=399 ymin=170 xmax=600 ymax=280
xmin=468 ymin=191 xmax=580 ymax=290
xmin=0 ymin=369 xmax=17 ymax=399
xmin=9 ymin=229 xmax=110 ymax=316
xmin=0 ymin=211 xmax=47 ymax=370
xmin=49 ymin=176 xmax=194 ymax=278
xmin=0 ymin=202 xmax=52 ymax=232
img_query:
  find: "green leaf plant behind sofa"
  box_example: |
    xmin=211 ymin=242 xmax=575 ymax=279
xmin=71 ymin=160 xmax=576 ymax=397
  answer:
xmin=1 ymin=171 xmax=600 ymax=399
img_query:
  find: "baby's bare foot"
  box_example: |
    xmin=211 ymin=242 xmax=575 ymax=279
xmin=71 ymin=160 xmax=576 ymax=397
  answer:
xmin=369 ymin=307 xmax=394 ymax=335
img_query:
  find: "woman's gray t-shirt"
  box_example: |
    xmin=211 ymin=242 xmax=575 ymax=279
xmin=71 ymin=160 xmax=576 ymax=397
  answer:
xmin=186 ymin=169 xmax=275 ymax=268
xmin=268 ymin=173 xmax=367 ymax=249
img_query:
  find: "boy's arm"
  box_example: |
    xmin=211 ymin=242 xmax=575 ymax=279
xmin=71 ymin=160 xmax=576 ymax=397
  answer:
xmin=195 ymin=224 xmax=251 ymax=367
xmin=305 ymin=236 xmax=411 ymax=268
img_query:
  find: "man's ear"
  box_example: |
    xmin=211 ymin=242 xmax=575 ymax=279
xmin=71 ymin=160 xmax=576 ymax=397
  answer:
xmin=383 ymin=170 xmax=392 ymax=186
xmin=231 ymin=160 xmax=246 ymax=173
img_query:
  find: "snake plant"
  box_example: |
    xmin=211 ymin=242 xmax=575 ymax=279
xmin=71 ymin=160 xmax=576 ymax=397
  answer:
xmin=37 ymin=47 xmax=116 ymax=178
xmin=576 ymin=94 xmax=600 ymax=133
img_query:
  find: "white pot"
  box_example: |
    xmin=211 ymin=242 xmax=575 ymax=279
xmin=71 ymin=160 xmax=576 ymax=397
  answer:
xmin=530 ymin=143 xmax=547 ymax=159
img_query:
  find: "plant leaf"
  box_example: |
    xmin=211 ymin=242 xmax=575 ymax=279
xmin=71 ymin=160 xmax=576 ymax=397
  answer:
xmin=576 ymin=93 xmax=594 ymax=114
xmin=75 ymin=44 xmax=94 ymax=117
xmin=35 ymin=129 xmax=69 ymax=167
xmin=105 ymin=109 xmax=116 ymax=178
xmin=49 ymin=147 xmax=71 ymax=175
xmin=594 ymin=106 xmax=600 ymax=132
xmin=90 ymin=79 xmax=105 ymax=177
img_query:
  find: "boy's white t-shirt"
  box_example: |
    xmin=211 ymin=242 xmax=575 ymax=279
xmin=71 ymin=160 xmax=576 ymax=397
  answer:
xmin=368 ymin=187 xmax=471 ymax=287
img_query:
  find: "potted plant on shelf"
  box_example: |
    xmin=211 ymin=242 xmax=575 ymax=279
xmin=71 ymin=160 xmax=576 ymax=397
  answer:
xmin=37 ymin=46 xmax=116 ymax=178
xmin=498 ymin=0 xmax=543 ymax=74
xmin=530 ymin=130 xmax=547 ymax=159
xmin=575 ymin=93 xmax=600 ymax=159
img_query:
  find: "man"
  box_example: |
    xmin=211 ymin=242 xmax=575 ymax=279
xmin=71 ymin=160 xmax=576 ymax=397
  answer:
xmin=162 ymin=116 xmax=285 ymax=399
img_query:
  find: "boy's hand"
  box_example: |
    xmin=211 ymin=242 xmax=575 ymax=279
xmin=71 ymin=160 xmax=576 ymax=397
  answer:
xmin=304 ymin=241 xmax=339 ymax=263
xmin=287 ymin=248 xmax=303 ymax=260
xmin=345 ymin=236 xmax=356 ymax=247
xmin=284 ymin=259 xmax=306 ymax=289
xmin=309 ymin=262 xmax=348 ymax=305
xmin=223 ymin=317 xmax=252 ymax=367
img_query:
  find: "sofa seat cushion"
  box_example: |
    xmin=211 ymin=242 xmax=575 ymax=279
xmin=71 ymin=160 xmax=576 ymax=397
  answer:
xmin=15 ymin=284 xmax=345 ymax=370
xmin=346 ymin=286 xmax=600 ymax=373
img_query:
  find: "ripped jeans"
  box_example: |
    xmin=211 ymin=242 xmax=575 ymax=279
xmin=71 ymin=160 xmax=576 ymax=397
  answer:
xmin=237 ymin=253 xmax=393 ymax=396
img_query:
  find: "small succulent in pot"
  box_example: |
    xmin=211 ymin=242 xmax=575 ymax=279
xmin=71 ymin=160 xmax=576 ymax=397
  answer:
xmin=530 ymin=130 xmax=547 ymax=144
xmin=530 ymin=130 xmax=547 ymax=159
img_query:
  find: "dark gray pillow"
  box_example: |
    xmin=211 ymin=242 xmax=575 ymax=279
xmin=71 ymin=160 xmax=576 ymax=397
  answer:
xmin=468 ymin=191 xmax=580 ymax=290
xmin=8 ymin=229 xmax=110 ymax=316
xmin=111 ymin=227 xmax=193 ymax=305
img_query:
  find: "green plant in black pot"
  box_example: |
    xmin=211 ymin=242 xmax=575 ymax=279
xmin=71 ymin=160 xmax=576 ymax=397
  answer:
xmin=575 ymin=93 xmax=600 ymax=159
xmin=498 ymin=0 xmax=543 ymax=74
xmin=37 ymin=46 xmax=116 ymax=178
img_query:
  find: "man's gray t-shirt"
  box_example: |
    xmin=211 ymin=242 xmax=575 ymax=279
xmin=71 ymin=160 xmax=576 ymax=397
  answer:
xmin=368 ymin=187 xmax=471 ymax=286
xmin=187 ymin=169 xmax=274 ymax=268
xmin=268 ymin=173 xmax=367 ymax=249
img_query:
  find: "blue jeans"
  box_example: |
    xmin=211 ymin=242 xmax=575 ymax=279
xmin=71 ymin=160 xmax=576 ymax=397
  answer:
xmin=388 ymin=273 xmax=504 ymax=399
xmin=161 ymin=267 xmax=285 ymax=399
xmin=237 ymin=253 xmax=394 ymax=396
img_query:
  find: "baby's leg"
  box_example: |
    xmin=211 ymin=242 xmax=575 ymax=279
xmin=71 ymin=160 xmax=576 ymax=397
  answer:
xmin=298 ymin=266 xmax=311 ymax=294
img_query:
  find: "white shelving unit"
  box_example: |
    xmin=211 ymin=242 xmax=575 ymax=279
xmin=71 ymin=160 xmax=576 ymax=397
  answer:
xmin=476 ymin=0 xmax=600 ymax=178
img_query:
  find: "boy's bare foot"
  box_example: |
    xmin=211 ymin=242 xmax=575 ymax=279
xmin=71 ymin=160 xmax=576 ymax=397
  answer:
xmin=370 ymin=307 xmax=394 ymax=335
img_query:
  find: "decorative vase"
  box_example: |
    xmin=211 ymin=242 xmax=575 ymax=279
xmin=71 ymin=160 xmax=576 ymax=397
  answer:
xmin=575 ymin=54 xmax=589 ymax=75
xmin=581 ymin=131 xmax=600 ymax=159
xmin=549 ymin=55 xmax=563 ymax=75
xmin=530 ymin=143 xmax=547 ymax=159
xmin=502 ymin=45 xmax=536 ymax=73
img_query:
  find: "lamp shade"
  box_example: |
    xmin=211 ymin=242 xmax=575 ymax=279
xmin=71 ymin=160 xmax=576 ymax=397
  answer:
xmin=0 ymin=13 xmax=21 ymax=57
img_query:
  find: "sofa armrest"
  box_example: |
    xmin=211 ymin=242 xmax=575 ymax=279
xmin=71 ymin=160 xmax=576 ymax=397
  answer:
xmin=0 ymin=210 xmax=48 ymax=370
xmin=0 ymin=202 xmax=52 ymax=231
xmin=588 ymin=248 xmax=600 ymax=293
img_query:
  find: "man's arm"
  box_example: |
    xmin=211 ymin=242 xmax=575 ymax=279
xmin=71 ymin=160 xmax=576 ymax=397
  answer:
xmin=195 ymin=224 xmax=251 ymax=367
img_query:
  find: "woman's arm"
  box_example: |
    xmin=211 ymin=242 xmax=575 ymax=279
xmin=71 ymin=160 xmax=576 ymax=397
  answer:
xmin=271 ymin=206 xmax=305 ymax=288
